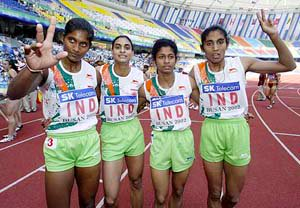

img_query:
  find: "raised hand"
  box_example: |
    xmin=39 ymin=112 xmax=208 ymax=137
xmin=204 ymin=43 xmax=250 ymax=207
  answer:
xmin=24 ymin=17 xmax=68 ymax=71
xmin=257 ymin=9 xmax=278 ymax=37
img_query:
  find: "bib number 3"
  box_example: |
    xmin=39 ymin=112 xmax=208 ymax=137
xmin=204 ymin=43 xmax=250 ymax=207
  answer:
xmin=45 ymin=137 xmax=57 ymax=149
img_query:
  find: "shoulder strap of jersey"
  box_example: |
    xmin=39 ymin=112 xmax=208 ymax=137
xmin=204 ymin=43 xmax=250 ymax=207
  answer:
xmin=197 ymin=61 xmax=210 ymax=84
xmin=50 ymin=65 xmax=69 ymax=92
xmin=101 ymin=64 xmax=115 ymax=96
xmin=145 ymin=78 xmax=159 ymax=96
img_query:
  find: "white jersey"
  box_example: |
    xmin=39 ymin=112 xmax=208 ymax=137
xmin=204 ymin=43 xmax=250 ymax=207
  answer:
xmin=41 ymin=60 xmax=98 ymax=133
xmin=100 ymin=64 xmax=144 ymax=123
xmin=193 ymin=57 xmax=248 ymax=119
xmin=144 ymin=73 xmax=192 ymax=131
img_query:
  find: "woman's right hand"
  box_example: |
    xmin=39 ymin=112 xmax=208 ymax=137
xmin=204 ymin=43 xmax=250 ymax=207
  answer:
xmin=41 ymin=118 xmax=52 ymax=130
xmin=24 ymin=17 xmax=68 ymax=71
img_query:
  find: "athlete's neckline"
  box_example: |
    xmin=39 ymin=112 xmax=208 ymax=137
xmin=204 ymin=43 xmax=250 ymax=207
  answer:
xmin=111 ymin=64 xmax=132 ymax=78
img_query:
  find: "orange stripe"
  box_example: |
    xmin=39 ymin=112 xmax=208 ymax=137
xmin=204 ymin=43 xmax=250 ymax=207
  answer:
xmin=146 ymin=79 xmax=159 ymax=96
xmin=101 ymin=64 xmax=115 ymax=96
xmin=145 ymin=79 xmax=152 ymax=93
xmin=51 ymin=66 xmax=69 ymax=92
xmin=197 ymin=62 xmax=210 ymax=84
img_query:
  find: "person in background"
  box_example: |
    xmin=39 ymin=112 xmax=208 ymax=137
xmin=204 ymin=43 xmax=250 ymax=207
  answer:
xmin=256 ymin=73 xmax=266 ymax=101
xmin=0 ymin=59 xmax=23 ymax=142
xmin=265 ymin=72 xmax=280 ymax=109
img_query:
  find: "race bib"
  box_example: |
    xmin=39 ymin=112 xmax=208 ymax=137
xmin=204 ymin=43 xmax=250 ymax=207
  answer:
xmin=44 ymin=137 xmax=57 ymax=149
xmin=150 ymin=95 xmax=189 ymax=130
xmin=201 ymin=82 xmax=242 ymax=114
xmin=58 ymin=88 xmax=98 ymax=122
xmin=103 ymin=95 xmax=138 ymax=122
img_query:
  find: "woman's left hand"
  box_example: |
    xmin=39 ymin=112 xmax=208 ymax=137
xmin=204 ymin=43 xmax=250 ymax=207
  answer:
xmin=257 ymin=9 xmax=278 ymax=37
xmin=245 ymin=112 xmax=255 ymax=123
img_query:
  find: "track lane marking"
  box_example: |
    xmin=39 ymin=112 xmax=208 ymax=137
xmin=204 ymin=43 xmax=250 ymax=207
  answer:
xmin=0 ymin=165 xmax=45 ymax=194
xmin=274 ymin=132 xmax=300 ymax=137
xmin=0 ymin=117 xmax=43 ymax=132
xmin=252 ymin=90 xmax=300 ymax=165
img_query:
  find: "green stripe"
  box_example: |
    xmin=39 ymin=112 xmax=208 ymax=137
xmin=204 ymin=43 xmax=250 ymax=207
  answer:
xmin=56 ymin=63 xmax=75 ymax=90
xmin=151 ymin=77 xmax=166 ymax=96
xmin=109 ymin=64 xmax=120 ymax=95
xmin=48 ymin=122 xmax=77 ymax=130
xmin=50 ymin=62 xmax=77 ymax=130
xmin=205 ymin=63 xmax=216 ymax=83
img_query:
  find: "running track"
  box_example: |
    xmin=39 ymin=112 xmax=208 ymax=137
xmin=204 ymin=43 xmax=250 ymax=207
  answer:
xmin=0 ymin=72 xmax=299 ymax=207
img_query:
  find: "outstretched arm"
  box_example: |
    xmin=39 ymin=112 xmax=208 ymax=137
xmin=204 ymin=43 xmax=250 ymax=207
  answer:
xmin=242 ymin=10 xmax=296 ymax=73
xmin=7 ymin=17 xmax=67 ymax=100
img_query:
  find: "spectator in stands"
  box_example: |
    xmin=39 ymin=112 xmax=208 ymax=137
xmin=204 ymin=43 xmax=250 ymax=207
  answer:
xmin=145 ymin=62 xmax=156 ymax=79
xmin=190 ymin=10 xmax=296 ymax=208
xmin=7 ymin=17 xmax=101 ymax=208
xmin=138 ymin=38 xmax=199 ymax=207
xmin=142 ymin=64 xmax=149 ymax=75
xmin=256 ymin=73 xmax=267 ymax=101
xmin=97 ymin=35 xmax=145 ymax=208
xmin=265 ymin=73 xmax=280 ymax=109
xmin=94 ymin=59 xmax=105 ymax=67
xmin=0 ymin=59 xmax=23 ymax=143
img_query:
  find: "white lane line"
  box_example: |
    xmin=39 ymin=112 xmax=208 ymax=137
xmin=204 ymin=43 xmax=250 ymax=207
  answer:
xmin=0 ymin=117 xmax=43 ymax=132
xmin=274 ymin=132 xmax=300 ymax=137
xmin=276 ymin=94 xmax=300 ymax=117
xmin=251 ymin=90 xmax=300 ymax=165
xmin=276 ymin=96 xmax=300 ymax=99
xmin=96 ymin=142 xmax=152 ymax=208
xmin=38 ymin=166 xmax=45 ymax=172
xmin=0 ymin=165 xmax=45 ymax=193
xmin=0 ymin=133 xmax=45 ymax=152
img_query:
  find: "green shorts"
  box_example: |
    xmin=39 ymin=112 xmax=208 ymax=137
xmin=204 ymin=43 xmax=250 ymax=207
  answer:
xmin=200 ymin=117 xmax=251 ymax=166
xmin=150 ymin=128 xmax=194 ymax=172
xmin=43 ymin=127 xmax=101 ymax=172
xmin=100 ymin=117 xmax=145 ymax=161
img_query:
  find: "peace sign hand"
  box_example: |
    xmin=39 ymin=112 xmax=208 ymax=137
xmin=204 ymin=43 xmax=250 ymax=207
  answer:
xmin=257 ymin=9 xmax=278 ymax=38
xmin=24 ymin=17 xmax=68 ymax=71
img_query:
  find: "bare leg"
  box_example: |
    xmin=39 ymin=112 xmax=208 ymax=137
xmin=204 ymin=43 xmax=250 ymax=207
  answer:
xmin=0 ymin=103 xmax=8 ymax=122
xmin=6 ymin=99 xmax=19 ymax=137
xmin=169 ymin=168 xmax=191 ymax=208
xmin=45 ymin=168 xmax=75 ymax=208
xmin=103 ymin=159 xmax=123 ymax=207
xmin=221 ymin=162 xmax=248 ymax=208
xmin=203 ymin=160 xmax=224 ymax=208
xmin=125 ymin=154 xmax=144 ymax=208
xmin=75 ymin=163 xmax=100 ymax=208
xmin=151 ymin=168 xmax=170 ymax=208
